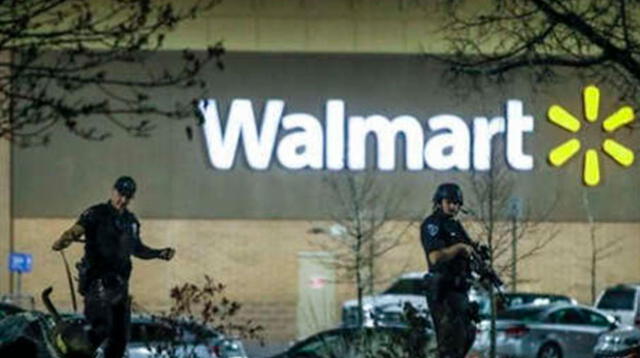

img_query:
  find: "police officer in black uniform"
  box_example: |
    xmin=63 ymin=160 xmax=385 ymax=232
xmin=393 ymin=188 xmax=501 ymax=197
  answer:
xmin=52 ymin=176 xmax=175 ymax=358
xmin=420 ymin=183 xmax=475 ymax=358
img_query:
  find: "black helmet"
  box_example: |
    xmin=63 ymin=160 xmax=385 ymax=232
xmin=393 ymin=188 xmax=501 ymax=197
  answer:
xmin=432 ymin=183 xmax=463 ymax=206
xmin=114 ymin=176 xmax=136 ymax=198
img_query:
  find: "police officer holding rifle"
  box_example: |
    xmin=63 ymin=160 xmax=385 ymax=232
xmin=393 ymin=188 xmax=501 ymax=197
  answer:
xmin=420 ymin=182 xmax=504 ymax=358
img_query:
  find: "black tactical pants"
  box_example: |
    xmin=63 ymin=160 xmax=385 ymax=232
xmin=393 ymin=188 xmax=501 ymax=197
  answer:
xmin=84 ymin=278 xmax=130 ymax=358
xmin=426 ymin=290 xmax=476 ymax=358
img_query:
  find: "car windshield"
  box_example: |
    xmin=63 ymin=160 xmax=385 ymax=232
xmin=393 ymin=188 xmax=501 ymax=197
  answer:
xmin=383 ymin=279 xmax=423 ymax=295
xmin=130 ymin=322 xmax=175 ymax=343
xmin=477 ymin=293 xmax=569 ymax=319
xmin=597 ymin=289 xmax=636 ymax=310
xmin=506 ymin=294 xmax=570 ymax=306
xmin=497 ymin=307 xmax=546 ymax=322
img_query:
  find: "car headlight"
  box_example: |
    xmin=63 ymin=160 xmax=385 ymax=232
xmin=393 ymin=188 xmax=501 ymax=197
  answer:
xmin=598 ymin=334 xmax=622 ymax=345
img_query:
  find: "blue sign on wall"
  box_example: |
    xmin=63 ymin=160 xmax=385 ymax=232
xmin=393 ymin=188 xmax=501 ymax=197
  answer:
xmin=9 ymin=253 xmax=32 ymax=273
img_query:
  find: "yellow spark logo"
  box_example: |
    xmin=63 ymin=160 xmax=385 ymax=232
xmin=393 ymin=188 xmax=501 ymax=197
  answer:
xmin=548 ymin=85 xmax=635 ymax=186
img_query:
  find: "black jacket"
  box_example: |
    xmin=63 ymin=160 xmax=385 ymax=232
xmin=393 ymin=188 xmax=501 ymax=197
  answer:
xmin=77 ymin=202 xmax=163 ymax=283
xmin=420 ymin=210 xmax=471 ymax=288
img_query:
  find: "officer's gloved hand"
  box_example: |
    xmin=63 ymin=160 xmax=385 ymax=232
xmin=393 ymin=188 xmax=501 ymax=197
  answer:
xmin=159 ymin=248 xmax=176 ymax=261
xmin=52 ymin=237 xmax=72 ymax=251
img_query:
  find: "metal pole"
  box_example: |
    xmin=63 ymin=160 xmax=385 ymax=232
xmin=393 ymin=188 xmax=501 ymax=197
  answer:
xmin=511 ymin=213 xmax=517 ymax=292
xmin=7 ymin=0 xmax=17 ymax=297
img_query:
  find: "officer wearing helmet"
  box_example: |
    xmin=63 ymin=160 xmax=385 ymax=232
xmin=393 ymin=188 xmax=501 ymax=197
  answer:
xmin=52 ymin=176 xmax=175 ymax=358
xmin=420 ymin=183 xmax=475 ymax=358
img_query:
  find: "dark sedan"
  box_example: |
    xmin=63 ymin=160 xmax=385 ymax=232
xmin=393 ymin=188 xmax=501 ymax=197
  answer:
xmin=0 ymin=302 xmax=26 ymax=320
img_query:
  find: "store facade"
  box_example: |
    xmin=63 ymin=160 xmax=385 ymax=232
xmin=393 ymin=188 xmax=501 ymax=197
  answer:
xmin=2 ymin=1 xmax=639 ymax=341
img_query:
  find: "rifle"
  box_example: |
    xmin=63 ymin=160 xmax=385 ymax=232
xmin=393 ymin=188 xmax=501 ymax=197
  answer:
xmin=465 ymin=240 xmax=507 ymax=304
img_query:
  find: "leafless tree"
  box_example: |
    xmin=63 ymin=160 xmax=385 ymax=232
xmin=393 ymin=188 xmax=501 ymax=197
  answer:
xmin=436 ymin=0 xmax=640 ymax=112
xmin=581 ymin=189 xmax=622 ymax=304
xmin=309 ymin=172 xmax=415 ymax=327
xmin=465 ymin=143 xmax=559 ymax=358
xmin=466 ymin=148 xmax=559 ymax=290
xmin=1 ymin=0 xmax=224 ymax=146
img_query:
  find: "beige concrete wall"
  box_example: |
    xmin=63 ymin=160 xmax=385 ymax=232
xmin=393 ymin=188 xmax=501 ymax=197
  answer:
xmin=164 ymin=0 xmax=452 ymax=53
xmin=12 ymin=217 xmax=640 ymax=340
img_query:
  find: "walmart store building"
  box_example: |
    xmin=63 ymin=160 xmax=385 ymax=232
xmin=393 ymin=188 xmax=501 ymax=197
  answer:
xmin=1 ymin=0 xmax=639 ymax=341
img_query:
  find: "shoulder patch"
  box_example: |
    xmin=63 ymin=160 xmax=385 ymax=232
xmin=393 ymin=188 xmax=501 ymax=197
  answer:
xmin=427 ymin=224 xmax=439 ymax=236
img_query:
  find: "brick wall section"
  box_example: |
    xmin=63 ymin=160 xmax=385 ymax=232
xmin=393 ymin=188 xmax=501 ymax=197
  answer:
xmin=10 ymin=218 xmax=640 ymax=340
xmin=236 ymin=301 xmax=297 ymax=341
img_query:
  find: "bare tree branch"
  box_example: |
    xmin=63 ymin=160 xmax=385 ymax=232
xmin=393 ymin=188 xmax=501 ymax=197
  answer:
xmin=0 ymin=0 xmax=224 ymax=146
xmin=308 ymin=171 xmax=417 ymax=326
xmin=436 ymin=0 xmax=640 ymax=106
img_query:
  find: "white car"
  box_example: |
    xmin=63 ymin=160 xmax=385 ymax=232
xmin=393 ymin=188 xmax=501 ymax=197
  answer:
xmin=595 ymin=283 xmax=640 ymax=328
xmin=341 ymin=272 xmax=429 ymax=327
xmin=125 ymin=315 xmax=248 ymax=358
xmin=471 ymin=303 xmax=621 ymax=358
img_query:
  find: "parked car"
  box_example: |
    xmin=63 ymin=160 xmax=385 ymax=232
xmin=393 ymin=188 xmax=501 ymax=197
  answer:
xmin=57 ymin=313 xmax=247 ymax=358
xmin=595 ymin=284 xmax=640 ymax=328
xmin=0 ymin=302 xmax=26 ymax=320
xmin=471 ymin=303 xmax=620 ymax=358
xmin=126 ymin=315 xmax=248 ymax=358
xmin=473 ymin=291 xmax=577 ymax=320
xmin=341 ymin=272 xmax=429 ymax=327
xmin=594 ymin=325 xmax=640 ymax=358
xmin=268 ymin=325 xmax=434 ymax=358
xmin=126 ymin=315 xmax=210 ymax=358
xmin=0 ymin=310 xmax=57 ymax=358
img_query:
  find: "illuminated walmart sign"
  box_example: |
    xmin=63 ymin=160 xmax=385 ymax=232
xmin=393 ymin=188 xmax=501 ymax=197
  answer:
xmin=198 ymin=99 xmax=533 ymax=171
xmin=197 ymin=99 xmax=534 ymax=171
xmin=548 ymin=85 xmax=636 ymax=186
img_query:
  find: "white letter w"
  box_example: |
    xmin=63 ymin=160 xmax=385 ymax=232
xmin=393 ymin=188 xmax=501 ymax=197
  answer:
xmin=198 ymin=99 xmax=284 ymax=170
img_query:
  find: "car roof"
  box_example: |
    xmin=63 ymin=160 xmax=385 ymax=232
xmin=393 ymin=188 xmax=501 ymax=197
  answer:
xmin=605 ymin=283 xmax=640 ymax=290
xmin=503 ymin=292 xmax=576 ymax=304
xmin=397 ymin=272 xmax=427 ymax=279
xmin=505 ymin=292 xmax=571 ymax=299
xmin=297 ymin=325 xmax=415 ymax=342
xmin=0 ymin=302 xmax=25 ymax=312
xmin=503 ymin=302 xmax=604 ymax=314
